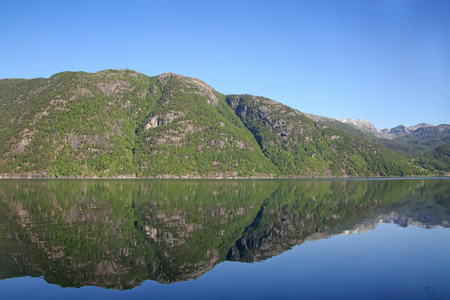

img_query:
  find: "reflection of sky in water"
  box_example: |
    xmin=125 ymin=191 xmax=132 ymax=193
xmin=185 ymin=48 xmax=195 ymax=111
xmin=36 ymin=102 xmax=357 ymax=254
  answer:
xmin=196 ymin=224 xmax=450 ymax=300
xmin=1 ymin=223 xmax=449 ymax=300
xmin=0 ymin=179 xmax=449 ymax=299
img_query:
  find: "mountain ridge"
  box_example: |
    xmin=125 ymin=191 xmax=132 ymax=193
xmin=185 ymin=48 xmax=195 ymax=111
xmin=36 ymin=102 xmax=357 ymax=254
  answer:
xmin=0 ymin=69 xmax=433 ymax=178
xmin=305 ymin=113 xmax=450 ymax=161
xmin=306 ymin=115 xmax=448 ymax=141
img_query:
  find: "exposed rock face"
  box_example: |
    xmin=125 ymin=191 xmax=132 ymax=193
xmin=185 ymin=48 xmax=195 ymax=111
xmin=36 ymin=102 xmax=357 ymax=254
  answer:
xmin=16 ymin=130 xmax=35 ymax=153
xmin=143 ymin=111 xmax=186 ymax=130
xmin=227 ymin=94 xmax=307 ymax=150
xmin=382 ymin=123 xmax=435 ymax=138
xmin=379 ymin=123 xmax=450 ymax=142
xmin=382 ymin=124 xmax=411 ymax=137
xmin=156 ymin=72 xmax=219 ymax=106
xmin=408 ymin=123 xmax=434 ymax=132
xmin=337 ymin=118 xmax=391 ymax=139
xmin=64 ymin=133 xmax=110 ymax=151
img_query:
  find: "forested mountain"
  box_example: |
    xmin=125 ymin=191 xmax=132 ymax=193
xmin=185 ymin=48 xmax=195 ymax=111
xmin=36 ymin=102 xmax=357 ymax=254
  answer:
xmin=0 ymin=70 xmax=430 ymax=177
xmin=390 ymin=124 xmax=450 ymax=154
xmin=226 ymin=95 xmax=421 ymax=176
xmin=306 ymin=113 xmax=450 ymax=162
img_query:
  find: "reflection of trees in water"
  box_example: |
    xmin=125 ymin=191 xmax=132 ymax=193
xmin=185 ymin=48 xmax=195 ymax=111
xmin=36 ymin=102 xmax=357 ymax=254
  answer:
xmin=229 ymin=179 xmax=450 ymax=262
xmin=0 ymin=179 xmax=448 ymax=289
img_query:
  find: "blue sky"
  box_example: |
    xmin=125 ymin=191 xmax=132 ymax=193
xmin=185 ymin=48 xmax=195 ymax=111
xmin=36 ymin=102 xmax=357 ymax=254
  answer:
xmin=1 ymin=0 xmax=449 ymax=129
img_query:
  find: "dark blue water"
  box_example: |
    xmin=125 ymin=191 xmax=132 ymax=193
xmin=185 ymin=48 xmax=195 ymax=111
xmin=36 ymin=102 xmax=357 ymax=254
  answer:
xmin=0 ymin=179 xmax=449 ymax=299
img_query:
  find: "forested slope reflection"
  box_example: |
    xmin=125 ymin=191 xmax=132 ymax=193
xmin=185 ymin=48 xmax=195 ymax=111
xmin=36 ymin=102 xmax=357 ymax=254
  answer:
xmin=0 ymin=179 xmax=448 ymax=289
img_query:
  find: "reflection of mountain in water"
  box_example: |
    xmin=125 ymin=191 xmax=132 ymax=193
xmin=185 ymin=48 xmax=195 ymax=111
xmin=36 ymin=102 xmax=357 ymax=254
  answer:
xmin=306 ymin=196 xmax=450 ymax=243
xmin=0 ymin=179 xmax=448 ymax=289
xmin=227 ymin=180 xmax=450 ymax=262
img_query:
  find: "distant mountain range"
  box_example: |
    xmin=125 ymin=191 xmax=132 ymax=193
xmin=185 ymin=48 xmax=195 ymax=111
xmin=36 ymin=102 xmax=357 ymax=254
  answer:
xmin=0 ymin=69 xmax=447 ymax=178
xmin=306 ymin=114 xmax=450 ymax=164
xmin=338 ymin=118 xmax=449 ymax=144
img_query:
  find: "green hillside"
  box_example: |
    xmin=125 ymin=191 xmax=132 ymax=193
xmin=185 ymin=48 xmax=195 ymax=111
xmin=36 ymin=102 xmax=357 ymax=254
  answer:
xmin=0 ymin=70 xmax=277 ymax=177
xmin=132 ymin=73 xmax=279 ymax=177
xmin=226 ymin=94 xmax=424 ymax=177
xmin=419 ymin=144 xmax=450 ymax=173
xmin=395 ymin=125 xmax=450 ymax=155
xmin=0 ymin=70 xmax=427 ymax=178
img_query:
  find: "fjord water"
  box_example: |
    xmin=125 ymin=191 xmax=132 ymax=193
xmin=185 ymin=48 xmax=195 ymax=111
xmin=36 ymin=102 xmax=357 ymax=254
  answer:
xmin=0 ymin=179 xmax=449 ymax=300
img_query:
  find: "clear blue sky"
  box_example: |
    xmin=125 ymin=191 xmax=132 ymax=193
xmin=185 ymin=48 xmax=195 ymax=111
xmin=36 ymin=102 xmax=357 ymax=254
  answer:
xmin=1 ymin=0 xmax=449 ymax=129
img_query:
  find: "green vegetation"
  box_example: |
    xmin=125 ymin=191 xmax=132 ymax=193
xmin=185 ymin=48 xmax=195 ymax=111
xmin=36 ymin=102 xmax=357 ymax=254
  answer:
xmin=308 ymin=116 xmax=450 ymax=160
xmin=395 ymin=125 xmax=450 ymax=155
xmin=419 ymin=144 xmax=450 ymax=173
xmin=226 ymin=94 xmax=426 ymax=177
xmin=0 ymin=70 xmax=155 ymax=177
xmin=0 ymin=70 xmax=435 ymax=177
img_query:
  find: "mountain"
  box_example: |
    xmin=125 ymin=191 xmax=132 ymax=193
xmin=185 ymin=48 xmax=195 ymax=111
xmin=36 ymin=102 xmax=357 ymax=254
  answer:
xmin=0 ymin=70 xmax=426 ymax=177
xmin=390 ymin=124 xmax=450 ymax=153
xmin=0 ymin=70 xmax=277 ymax=178
xmin=307 ymin=115 xmax=450 ymax=158
xmin=381 ymin=123 xmax=434 ymax=138
xmin=227 ymin=94 xmax=421 ymax=176
xmin=338 ymin=118 xmax=390 ymax=139
xmin=304 ymin=113 xmax=386 ymax=140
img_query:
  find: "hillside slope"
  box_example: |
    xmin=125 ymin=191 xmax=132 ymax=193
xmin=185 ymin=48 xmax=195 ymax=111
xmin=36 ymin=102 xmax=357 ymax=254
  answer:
xmin=419 ymin=144 xmax=450 ymax=173
xmin=305 ymin=114 xmax=450 ymax=158
xmin=0 ymin=70 xmax=277 ymax=177
xmin=226 ymin=94 xmax=423 ymax=177
xmin=0 ymin=70 xmax=426 ymax=178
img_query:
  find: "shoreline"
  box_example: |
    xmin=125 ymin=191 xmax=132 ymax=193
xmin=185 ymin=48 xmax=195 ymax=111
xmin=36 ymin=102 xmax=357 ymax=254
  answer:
xmin=0 ymin=174 xmax=446 ymax=180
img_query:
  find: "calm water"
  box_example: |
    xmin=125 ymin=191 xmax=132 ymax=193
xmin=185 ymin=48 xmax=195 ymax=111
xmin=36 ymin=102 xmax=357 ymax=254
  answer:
xmin=0 ymin=178 xmax=449 ymax=300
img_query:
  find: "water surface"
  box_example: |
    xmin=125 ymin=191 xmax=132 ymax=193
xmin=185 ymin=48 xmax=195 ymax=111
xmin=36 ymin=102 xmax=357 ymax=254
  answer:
xmin=0 ymin=178 xmax=449 ymax=299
